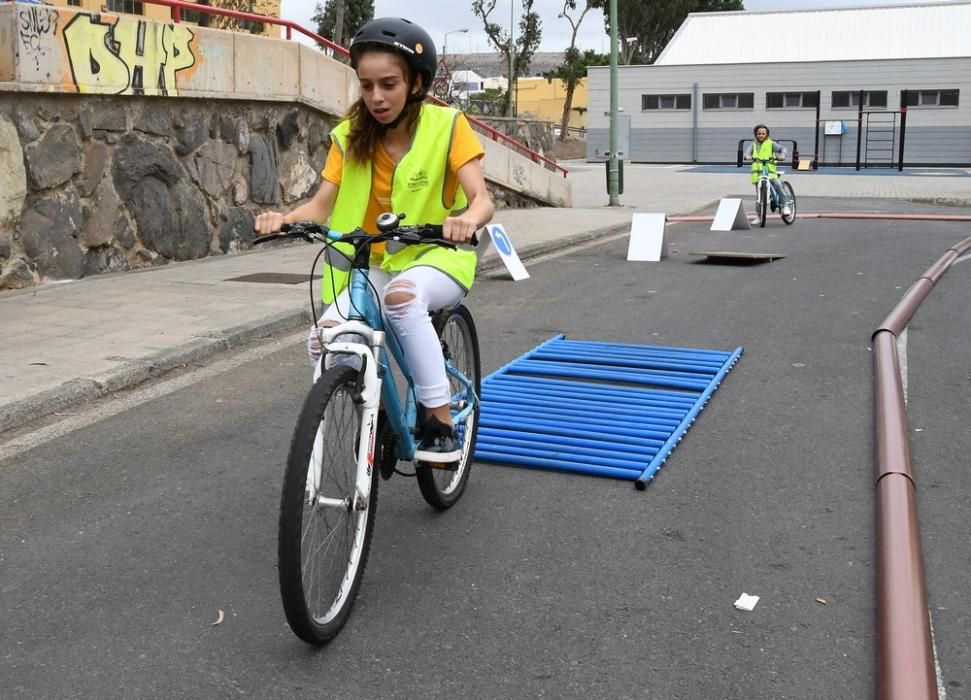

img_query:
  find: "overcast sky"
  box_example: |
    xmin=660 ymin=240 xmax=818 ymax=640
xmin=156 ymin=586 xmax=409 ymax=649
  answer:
xmin=280 ymin=0 xmax=953 ymax=55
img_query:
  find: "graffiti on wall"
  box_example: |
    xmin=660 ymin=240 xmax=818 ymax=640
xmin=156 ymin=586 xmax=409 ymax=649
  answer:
xmin=56 ymin=12 xmax=197 ymax=95
xmin=18 ymin=5 xmax=60 ymax=72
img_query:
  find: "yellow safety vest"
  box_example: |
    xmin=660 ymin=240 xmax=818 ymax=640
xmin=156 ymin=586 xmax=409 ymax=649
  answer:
xmin=751 ymin=138 xmax=779 ymax=184
xmin=321 ymin=104 xmax=476 ymax=303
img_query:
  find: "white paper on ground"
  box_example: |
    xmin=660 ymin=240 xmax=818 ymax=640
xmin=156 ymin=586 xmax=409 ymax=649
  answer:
xmin=733 ymin=593 xmax=760 ymax=611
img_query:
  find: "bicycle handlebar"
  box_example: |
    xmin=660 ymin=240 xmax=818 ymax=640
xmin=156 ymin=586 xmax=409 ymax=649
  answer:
xmin=253 ymin=217 xmax=479 ymax=249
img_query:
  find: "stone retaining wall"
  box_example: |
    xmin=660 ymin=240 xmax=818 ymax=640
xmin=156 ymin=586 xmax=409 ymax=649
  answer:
xmin=0 ymin=94 xmax=336 ymax=289
xmin=475 ymin=116 xmax=557 ymax=160
xmin=0 ymin=3 xmax=567 ymax=291
xmin=0 ymin=95 xmax=549 ymax=291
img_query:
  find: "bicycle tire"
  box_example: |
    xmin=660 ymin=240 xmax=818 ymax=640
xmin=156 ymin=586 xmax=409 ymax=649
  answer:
xmin=781 ymin=181 xmax=796 ymax=225
xmin=278 ymin=365 xmax=377 ymax=645
xmin=758 ymin=180 xmax=768 ymax=228
xmin=416 ymin=305 xmax=481 ymax=510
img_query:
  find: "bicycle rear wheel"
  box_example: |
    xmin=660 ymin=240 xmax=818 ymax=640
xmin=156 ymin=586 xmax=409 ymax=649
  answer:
xmin=781 ymin=182 xmax=796 ymax=225
xmin=417 ymin=305 xmax=481 ymax=510
xmin=278 ymin=365 xmax=377 ymax=645
xmin=758 ymin=180 xmax=768 ymax=228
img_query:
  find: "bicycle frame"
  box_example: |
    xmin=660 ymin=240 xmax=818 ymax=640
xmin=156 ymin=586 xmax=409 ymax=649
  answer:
xmin=753 ymin=159 xmax=785 ymax=205
xmin=315 ymin=250 xmax=478 ymax=502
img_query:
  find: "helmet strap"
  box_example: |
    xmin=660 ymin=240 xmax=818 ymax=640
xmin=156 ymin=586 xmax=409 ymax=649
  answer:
xmin=378 ymin=83 xmax=423 ymax=132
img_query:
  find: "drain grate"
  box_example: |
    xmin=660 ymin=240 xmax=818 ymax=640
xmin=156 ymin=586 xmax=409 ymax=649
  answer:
xmin=474 ymin=335 xmax=743 ymax=489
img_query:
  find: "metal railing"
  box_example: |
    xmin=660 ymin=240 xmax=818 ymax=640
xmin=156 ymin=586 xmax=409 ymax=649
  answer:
xmin=10 ymin=0 xmax=567 ymax=177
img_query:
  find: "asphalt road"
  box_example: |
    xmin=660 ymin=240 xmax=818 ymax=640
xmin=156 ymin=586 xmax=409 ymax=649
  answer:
xmin=2 ymin=199 xmax=969 ymax=699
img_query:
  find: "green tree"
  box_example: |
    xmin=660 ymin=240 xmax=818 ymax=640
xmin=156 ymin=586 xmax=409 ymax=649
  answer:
xmin=549 ymin=1 xmax=600 ymax=142
xmin=312 ymin=0 xmax=374 ymax=49
xmin=471 ymin=0 xmax=542 ymax=116
xmin=594 ymin=0 xmax=744 ymax=65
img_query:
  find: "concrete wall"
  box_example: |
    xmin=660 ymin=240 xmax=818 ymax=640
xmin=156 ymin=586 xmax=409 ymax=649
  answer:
xmin=0 ymin=2 xmax=570 ymax=289
xmin=587 ymin=57 xmax=971 ymax=165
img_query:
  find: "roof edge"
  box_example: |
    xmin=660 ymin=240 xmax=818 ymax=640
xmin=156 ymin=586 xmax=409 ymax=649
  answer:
xmin=683 ymin=0 xmax=971 ymax=20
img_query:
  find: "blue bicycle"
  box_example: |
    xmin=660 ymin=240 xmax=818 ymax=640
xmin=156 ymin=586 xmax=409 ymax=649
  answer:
xmin=255 ymin=215 xmax=481 ymax=644
xmin=752 ymin=156 xmax=796 ymax=228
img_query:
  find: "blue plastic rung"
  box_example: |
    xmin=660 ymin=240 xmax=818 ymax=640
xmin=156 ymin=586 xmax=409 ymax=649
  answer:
xmin=475 ymin=336 xmax=744 ymax=489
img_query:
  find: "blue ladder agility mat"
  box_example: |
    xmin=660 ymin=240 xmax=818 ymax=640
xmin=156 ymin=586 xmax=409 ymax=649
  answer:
xmin=474 ymin=335 xmax=743 ymax=489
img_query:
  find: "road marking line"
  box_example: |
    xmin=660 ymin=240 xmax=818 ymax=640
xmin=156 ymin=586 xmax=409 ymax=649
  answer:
xmin=0 ymin=330 xmax=305 ymax=464
xmin=954 ymin=253 xmax=971 ymax=265
xmin=895 ymin=329 xmax=946 ymax=697
xmin=930 ymin=610 xmax=947 ymax=699
xmin=897 ymin=328 xmax=908 ymax=405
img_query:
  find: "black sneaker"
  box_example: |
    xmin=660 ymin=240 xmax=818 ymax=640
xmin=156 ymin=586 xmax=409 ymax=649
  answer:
xmin=414 ymin=415 xmax=462 ymax=469
xmin=770 ymin=200 xmax=777 ymax=212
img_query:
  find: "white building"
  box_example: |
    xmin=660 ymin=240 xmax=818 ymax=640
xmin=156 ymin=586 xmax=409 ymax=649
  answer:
xmin=587 ymin=2 xmax=971 ymax=166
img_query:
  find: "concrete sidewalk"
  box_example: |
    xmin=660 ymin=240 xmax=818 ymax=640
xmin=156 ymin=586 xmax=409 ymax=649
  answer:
xmin=2 ymin=162 xmax=968 ymax=435
xmin=0 ymin=206 xmax=633 ymax=434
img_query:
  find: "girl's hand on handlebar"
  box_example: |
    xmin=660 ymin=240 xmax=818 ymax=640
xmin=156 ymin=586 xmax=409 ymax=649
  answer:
xmin=443 ymin=213 xmax=478 ymax=243
xmin=255 ymin=212 xmax=287 ymax=236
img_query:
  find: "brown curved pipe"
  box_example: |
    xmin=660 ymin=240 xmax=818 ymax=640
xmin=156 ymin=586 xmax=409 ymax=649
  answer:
xmin=872 ymin=332 xmax=913 ymax=483
xmin=875 ymin=474 xmax=936 ymax=700
xmin=872 ymin=234 xmax=971 ymax=699
xmin=876 ymin=279 xmax=933 ymax=336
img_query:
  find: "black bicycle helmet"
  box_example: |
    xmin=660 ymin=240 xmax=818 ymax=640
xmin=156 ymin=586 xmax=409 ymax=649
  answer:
xmin=754 ymin=123 xmax=770 ymax=136
xmin=350 ymin=17 xmax=437 ymax=102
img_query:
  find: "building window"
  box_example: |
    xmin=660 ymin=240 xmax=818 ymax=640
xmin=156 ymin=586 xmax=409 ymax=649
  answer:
xmin=642 ymin=94 xmax=691 ymax=111
xmin=67 ymin=0 xmax=81 ymax=6
xmin=766 ymin=91 xmax=819 ymax=109
xmin=107 ymin=0 xmax=144 ymax=14
xmin=702 ymin=93 xmax=754 ymax=110
xmin=832 ymin=91 xmax=888 ymax=109
xmin=904 ymin=89 xmax=959 ymax=107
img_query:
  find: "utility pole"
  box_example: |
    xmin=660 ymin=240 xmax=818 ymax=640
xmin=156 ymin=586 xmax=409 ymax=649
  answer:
xmin=607 ymin=0 xmax=620 ymax=205
xmin=507 ymin=0 xmax=515 ymax=117
xmin=334 ymin=0 xmax=346 ymax=46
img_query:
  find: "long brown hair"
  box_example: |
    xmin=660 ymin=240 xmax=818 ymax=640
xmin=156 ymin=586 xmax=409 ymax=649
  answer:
xmin=345 ymin=46 xmax=424 ymax=164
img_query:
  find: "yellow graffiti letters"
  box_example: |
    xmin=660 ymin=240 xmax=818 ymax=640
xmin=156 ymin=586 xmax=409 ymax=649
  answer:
xmin=62 ymin=14 xmax=195 ymax=95
xmin=63 ymin=14 xmax=130 ymax=94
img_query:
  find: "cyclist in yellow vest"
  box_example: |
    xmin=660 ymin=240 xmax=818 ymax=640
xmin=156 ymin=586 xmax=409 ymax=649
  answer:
xmin=743 ymin=124 xmax=791 ymax=223
xmin=254 ymin=17 xmax=495 ymax=466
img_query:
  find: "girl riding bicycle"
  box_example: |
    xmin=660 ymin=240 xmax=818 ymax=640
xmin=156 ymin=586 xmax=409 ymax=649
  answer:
xmin=742 ymin=124 xmax=791 ymax=223
xmin=254 ymin=17 xmax=495 ymax=467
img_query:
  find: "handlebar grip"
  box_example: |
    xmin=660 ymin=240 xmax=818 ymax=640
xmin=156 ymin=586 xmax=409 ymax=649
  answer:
xmin=253 ymin=233 xmax=284 ymax=245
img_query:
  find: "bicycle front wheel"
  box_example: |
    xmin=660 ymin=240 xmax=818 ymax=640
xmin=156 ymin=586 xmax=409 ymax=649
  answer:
xmin=417 ymin=305 xmax=481 ymax=510
xmin=782 ymin=182 xmax=796 ymax=225
xmin=278 ymin=365 xmax=377 ymax=645
xmin=758 ymin=180 xmax=768 ymax=228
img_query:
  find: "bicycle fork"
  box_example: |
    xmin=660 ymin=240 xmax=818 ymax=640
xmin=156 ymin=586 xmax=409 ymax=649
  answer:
xmin=310 ymin=324 xmax=386 ymax=512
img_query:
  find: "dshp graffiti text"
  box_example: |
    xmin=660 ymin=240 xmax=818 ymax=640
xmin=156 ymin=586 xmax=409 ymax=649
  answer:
xmin=63 ymin=13 xmax=196 ymax=95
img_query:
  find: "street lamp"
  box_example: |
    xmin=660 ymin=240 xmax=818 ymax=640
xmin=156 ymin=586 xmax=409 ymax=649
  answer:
xmin=443 ymin=27 xmax=468 ymax=66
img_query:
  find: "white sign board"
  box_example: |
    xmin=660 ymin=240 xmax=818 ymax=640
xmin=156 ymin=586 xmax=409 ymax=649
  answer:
xmin=626 ymin=213 xmax=668 ymax=262
xmin=481 ymin=224 xmax=529 ymax=281
xmin=710 ymin=198 xmax=752 ymax=232
xmin=824 ymin=120 xmax=844 ymax=135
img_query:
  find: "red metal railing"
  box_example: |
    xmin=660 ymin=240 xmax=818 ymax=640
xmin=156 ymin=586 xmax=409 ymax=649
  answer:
xmin=14 ymin=0 xmax=567 ymax=177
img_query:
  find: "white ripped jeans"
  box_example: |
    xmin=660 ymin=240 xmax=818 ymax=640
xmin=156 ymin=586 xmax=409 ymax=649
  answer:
xmin=319 ymin=266 xmax=465 ymax=407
